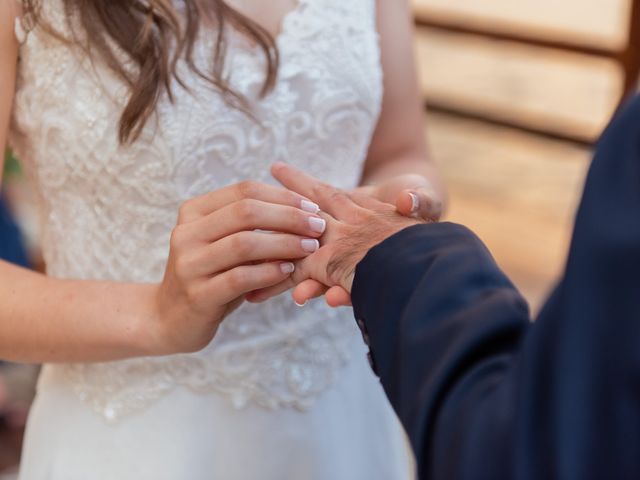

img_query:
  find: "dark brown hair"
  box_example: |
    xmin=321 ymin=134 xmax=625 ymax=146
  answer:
xmin=22 ymin=0 xmax=279 ymax=143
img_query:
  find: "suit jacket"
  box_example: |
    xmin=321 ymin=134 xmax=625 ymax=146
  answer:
xmin=0 ymin=194 xmax=28 ymax=267
xmin=351 ymin=96 xmax=640 ymax=479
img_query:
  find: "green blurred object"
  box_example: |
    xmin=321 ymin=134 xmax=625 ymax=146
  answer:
xmin=4 ymin=149 xmax=21 ymax=178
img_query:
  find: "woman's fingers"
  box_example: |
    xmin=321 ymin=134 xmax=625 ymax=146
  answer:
xmin=190 ymin=232 xmax=319 ymax=276
xmin=210 ymin=262 xmax=297 ymax=305
xmin=178 ymin=181 xmax=317 ymax=223
xmin=186 ymin=199 xmax=326 ymax=243
xmin=396 ymin=188 xmax=442 ymax=221
xmin=244 ymin=278 xmax=297 ymax=304
xmin=246 ymin=249 xmax=335 ymax=304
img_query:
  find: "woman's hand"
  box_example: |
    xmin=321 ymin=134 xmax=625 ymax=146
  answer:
xmin=355 ymin=173 xmax=444 ymax=222
xmin=150 ymin=181 xmax=327 ymax=355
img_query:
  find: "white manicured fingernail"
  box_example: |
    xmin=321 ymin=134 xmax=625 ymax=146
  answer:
xmin=280 ymin=262 xmax=295 ymax=274
xmin=308 ymin=217 xmax=326 ymax=234
xmin=295 ymin=300 xmax=307 ymax=307
xmin=301 ymin=239 xmax=320 ymax=253
xmin=301 ymin=200 xmax=320 ymax=214
xmin=408 ymin=192 xmax=420 ymax=213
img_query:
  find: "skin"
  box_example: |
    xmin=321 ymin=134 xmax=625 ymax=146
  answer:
xmin=0 ymin=178 xmax=325 ymax=362
xmin=0 ymin=2 xmax=326 ymax=363
xmin=359 ymin=0 xmax=446 ymax=220
xmin=232 ymin=0 xmax=446 ymax=217
xmin=251 ymin=163 xmax=424 ymax=308
xmin=246 ymin=0 xmax=445 ymax=303
xmin=0 ymin=0 xmax=441 ymax=362
xmin=0 ymin=1 xmax=19 ymax=187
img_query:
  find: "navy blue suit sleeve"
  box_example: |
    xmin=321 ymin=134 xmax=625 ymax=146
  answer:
xmin=352 ymin=96 xmax=640 ymax=480
xmin=352 ymin=222 xmax=531 ymax=479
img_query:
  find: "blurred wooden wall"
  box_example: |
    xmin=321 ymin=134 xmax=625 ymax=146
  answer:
xmin=413 ymin=0 xmax=633 ymax=143
xmin=412 ymin=0 xmax=633 ymax=310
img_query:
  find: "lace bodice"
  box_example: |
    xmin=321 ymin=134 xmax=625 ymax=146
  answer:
xmin=9 ymin=0 xmax=383 ymax=421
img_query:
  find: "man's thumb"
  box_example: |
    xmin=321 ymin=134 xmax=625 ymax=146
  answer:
xmin=396 ymin=188 xmax=442 ymax=221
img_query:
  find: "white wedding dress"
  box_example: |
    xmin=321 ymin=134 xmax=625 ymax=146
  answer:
xmin=9 ymin=0 xmax=413 ymax=478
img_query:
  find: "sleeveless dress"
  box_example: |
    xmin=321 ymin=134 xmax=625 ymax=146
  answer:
xmin=9 ymin=1 xmax=413 ymax=478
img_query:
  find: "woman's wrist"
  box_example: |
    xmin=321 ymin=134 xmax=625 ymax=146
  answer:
xmin=126 ymin=283 xmax=174 ymax=357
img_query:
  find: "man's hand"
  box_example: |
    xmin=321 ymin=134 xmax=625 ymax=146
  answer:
xmin=245 ymin=163 xmax=425 ymax=307
xmin=355 ymin=173 xmax=444 ymax=222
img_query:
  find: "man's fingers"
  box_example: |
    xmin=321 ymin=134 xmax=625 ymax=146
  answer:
xmin=271 ymin=162 xmax=355 ymax=220
xmin=291 ymin=282 xmax=351 ymax=308
xmin=246 ymin=277 xmax=327 ymax=305
xmin=325 ymin=286 xmax=352 ymax=307
xmin=292 ymin=280 xmax=328 ymax=305
xmin=348 ymin=187 xmax=390 ymax=210
xmin=396 ymin=189 xmax=442 ymax=221
xmin=250 ymin=279 xmax=351 ymax=308
xmin=290 ymin=248 xmax=337 ymax=287
xmin=270 ymin=162 xmax=323 ymax=200
xmin=250 ymin=246 xmax=337 ymax=303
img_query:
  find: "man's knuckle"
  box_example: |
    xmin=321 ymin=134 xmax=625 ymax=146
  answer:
xmin=311 ymin=183 xmax=332 ymax=199
xmin=352 ymin=209 xmax=369 ymax=223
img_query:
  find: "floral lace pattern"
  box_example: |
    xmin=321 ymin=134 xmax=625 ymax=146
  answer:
xmin=9 ymin=0 xmax=383 ymax=422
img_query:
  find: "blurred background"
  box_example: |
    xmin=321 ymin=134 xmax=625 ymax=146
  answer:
xmin=415 ymin=0 xmax=633 ymax=310
xmin=0 ymin=0 xmax=635 ymax=475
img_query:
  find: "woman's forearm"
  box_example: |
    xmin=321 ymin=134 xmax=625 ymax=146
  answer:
xmin=0 ymin=259 xmax=158 ymax=363
xmin=0 ymin=182 xmax=324 ymax=364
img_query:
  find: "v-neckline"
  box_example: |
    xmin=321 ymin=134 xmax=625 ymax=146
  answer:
xmin=220 ymin=0 xmax=306 ymax=55
xmin=223 ymin=0 xmax=305 ymax=45
xmin=272 ymin=0 xmax=304 ymax=45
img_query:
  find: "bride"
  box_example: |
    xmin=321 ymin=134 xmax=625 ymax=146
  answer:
xmin=0 ymin=0 xmax=445 ymax=478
